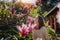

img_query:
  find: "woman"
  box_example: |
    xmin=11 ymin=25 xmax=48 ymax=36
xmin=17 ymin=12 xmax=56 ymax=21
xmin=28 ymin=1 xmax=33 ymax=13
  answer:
xmin=32 ymin=16 xmax=50 ymax=40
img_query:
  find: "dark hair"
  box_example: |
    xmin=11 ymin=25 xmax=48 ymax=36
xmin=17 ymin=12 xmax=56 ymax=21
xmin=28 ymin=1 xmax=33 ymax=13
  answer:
xmin=38 ymin=16 xmax=44 ymax=29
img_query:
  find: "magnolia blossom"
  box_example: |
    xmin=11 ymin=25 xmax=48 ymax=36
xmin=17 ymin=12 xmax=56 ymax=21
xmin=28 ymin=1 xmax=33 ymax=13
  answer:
xmin=16 ymin=16 xmax=36 ymax=36
xmin=16 ymin=24 xmax=27 ymax=36
xmin=26 ymin=16 xmax=35 ymax=24
xmin=16 ymin=23 xmax=37 ymax=36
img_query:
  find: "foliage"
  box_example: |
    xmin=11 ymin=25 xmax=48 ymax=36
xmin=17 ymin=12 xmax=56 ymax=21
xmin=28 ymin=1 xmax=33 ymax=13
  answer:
xmin=40 ymin=0 xmax=60 ymax=16
xmin=44 ymin=22 xmax=58 ymax=40
xmin=30 ymin=6 xmax=41 ymax=18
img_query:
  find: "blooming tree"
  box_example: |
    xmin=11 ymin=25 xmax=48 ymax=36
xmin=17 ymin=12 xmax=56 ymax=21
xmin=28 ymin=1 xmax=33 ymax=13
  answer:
xmin=0 ymin=0 xmax=40 ymax=40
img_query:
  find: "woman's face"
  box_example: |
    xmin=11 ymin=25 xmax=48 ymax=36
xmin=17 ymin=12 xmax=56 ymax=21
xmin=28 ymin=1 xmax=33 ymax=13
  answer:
xmin=34 ymin=17 xmax=39 ymax=29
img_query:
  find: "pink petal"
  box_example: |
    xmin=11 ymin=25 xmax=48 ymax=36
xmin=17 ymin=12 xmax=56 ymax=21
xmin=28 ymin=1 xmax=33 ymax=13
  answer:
xmin=26 ymin=16 xmax=34 ymax=23
xmin=21 ymin=28 xmax=27 ymax=36
xmin=31 ymin=24 xmax=38 ymax=29
xmin=16 ymin=25 xmax=22 ymax=32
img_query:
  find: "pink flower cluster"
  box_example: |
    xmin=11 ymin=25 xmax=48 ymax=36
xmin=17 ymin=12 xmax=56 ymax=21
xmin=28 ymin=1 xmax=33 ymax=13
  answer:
xmin=16 ymin=23 xmax=37 ymax=36
xmin=26 ymin=16 xmax=35 ymax=24
xmin=19 ymin=16 xmax=35 ymax=24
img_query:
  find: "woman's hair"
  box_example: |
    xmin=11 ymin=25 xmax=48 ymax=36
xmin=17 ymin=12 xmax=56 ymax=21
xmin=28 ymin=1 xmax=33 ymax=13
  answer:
xmin=38 ymin=16 xmax=44 ymax=29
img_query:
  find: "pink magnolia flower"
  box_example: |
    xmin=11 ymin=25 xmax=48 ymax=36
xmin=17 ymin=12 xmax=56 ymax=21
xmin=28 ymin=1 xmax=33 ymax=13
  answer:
xmin=26 ymin=24 xmax=38 ymax=34
xmin=26 ymin=23 xmax=32 ymax=34
xmin=31 ymin=24 xmax=38 ymax=29
xmin=26 ymin=16 xmax=35 ymax=24
xmin=26 ymin=26 xmax=32 ymax=34
xmin=16 ymin=24 xmax=27 ymax=36
xmin=16 ymin=23 xmax=37 ymax=36
xmin=20 ymin=28 xmax=27 ymax=36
